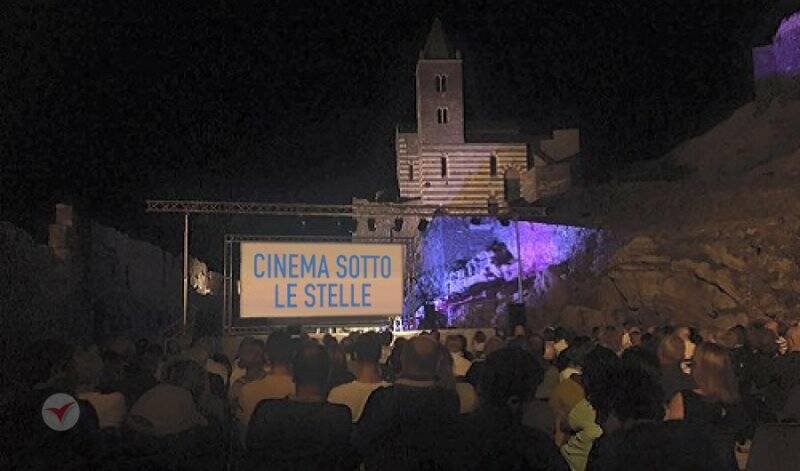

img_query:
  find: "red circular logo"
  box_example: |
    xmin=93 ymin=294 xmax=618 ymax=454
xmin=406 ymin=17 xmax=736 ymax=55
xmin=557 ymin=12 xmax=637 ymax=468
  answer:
xmin=41 ymin=393 xmax=80 ymax=431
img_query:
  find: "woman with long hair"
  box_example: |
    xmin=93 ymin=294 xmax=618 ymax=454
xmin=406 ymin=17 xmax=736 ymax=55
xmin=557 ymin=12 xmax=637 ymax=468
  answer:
xmin=666 ymin=342 xmax=749 ymax=471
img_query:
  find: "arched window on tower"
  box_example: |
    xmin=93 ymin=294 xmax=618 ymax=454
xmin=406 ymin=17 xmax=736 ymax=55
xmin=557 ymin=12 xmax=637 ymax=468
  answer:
xmin=435 ymin=74 xmax=448 ymax=92
xmin=437 ymin=107 xmax=448 ymax=124
xmin=490 ymin=154 xmax=497 ymax=176
xmin=409 ymin=163 xmax=414 ymax=181
xmin=441 ymin=156 xmax=447 ymax=178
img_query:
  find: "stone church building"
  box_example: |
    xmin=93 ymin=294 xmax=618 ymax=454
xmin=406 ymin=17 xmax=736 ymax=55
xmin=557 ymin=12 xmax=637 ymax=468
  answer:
xmin=353 ymin=19 xmax=580 ymax=241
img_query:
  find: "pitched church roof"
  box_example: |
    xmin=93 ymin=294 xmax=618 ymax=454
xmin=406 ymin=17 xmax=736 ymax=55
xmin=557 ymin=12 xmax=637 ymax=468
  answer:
xmin=421 ymin=18 xmax=457 ymax=59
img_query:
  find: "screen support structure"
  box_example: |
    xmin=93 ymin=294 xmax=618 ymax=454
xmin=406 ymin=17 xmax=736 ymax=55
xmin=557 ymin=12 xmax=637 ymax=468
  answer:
xmin=223 ymin=234 xmax=414 ymax=336
xmin=145 ymin=199 xmax=544 ymax=335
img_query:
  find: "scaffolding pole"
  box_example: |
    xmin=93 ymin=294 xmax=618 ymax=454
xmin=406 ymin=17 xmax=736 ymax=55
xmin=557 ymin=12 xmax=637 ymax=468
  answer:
xmin=182 ymin=213 xmax=189 ymax=329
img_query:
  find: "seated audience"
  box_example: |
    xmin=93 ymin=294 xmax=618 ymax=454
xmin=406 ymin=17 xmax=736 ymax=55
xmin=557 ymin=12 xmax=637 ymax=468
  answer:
xmin=461 ymin=347 xmax=569 ymax=470
xmin=246 ymin=342 xmax=354 ymax=470
xmin=768 ymin=325 xmax=800 ymax=413
xmin=658 ymin=333 xmax=695 ymax=403
xmin=561 ymin=346 xmax=616 ymax=471
xmin=18 ymin=317 xmax=800 ymax=470
xmin=327 ymin=343 xmax=356 ymax=389
xmin=328 ymin=332 xmax=390 ymax=422
xmin=73 ymin=347 xmax=127 ymax=430
xmin=465 ymin=336 xmax=505 ymax=389
xmin=229 ymin=338 xmax=267 ymax=419
xmin=549 ymin=343 xmax=591 ymax=442
xmin=446 ymin=334 xmax=472 ymax=377
xmin=128 ymin=360 xmax=208 ymax=436
xmin=436 ymin=342 xmax=478 ymax=414
xmin=384 ymin=336 xmax=407 ymax=382
xmin=354 ymin=335 xmax=460 ymax=470
xmin=666 ymin=342 xmax=749 ymax=471
xmin=471 ymin=330 xmax=487 ymax=358
xmin=13 ymin=340 xmax=104 ymax=469
xmin=379 ymin=330 xmax=393 ymax=364
xmin=587 ymin=363 xmax=725 ymax=471
xmin=237 ymin=331 xmax=295 ymax=427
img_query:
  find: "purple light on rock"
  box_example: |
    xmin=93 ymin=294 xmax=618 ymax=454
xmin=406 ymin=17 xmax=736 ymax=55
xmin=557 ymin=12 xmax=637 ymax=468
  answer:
xmin=754 ymin=11 xmax=800 ymax=79
xmin=775 ymin=12 xmax=800 ymax=75
xmin=408 ymin=216 xmax=604 ymax=326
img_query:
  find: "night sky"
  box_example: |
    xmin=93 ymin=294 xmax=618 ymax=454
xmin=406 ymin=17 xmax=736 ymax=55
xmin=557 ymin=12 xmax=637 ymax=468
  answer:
xmin=2 ymin=0 xmax=797 ymax=251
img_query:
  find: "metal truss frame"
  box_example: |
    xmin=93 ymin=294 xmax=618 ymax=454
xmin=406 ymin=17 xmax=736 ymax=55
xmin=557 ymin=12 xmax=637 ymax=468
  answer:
xmin=145 ymin=199 xmax=547 ymax=218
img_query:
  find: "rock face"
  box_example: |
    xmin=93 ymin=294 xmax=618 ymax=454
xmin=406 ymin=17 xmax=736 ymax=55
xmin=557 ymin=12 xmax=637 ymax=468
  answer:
xmin=594 ymin=220 xmax=800 ymax=329
xmin=541 ymin=96 xmax=800 ymax=331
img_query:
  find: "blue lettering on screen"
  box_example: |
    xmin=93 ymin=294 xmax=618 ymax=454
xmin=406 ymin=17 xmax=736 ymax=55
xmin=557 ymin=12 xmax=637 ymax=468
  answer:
xmin=380 ymin=256 xmax=391 ymax=278
xmin=254 ymin=253 xmax=336 ymax=279
xmin=251 ymin=250 xmax=394 ymax=310
xmin=300 ymin=283 xmax=373 ymax=308
xmin=254 ymin=254 xmax=265 ymax=278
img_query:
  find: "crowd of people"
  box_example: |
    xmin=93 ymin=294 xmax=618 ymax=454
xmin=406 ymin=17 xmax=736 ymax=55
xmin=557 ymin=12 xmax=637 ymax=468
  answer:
xmin=9 ymin=317 xmax=800 ymax=470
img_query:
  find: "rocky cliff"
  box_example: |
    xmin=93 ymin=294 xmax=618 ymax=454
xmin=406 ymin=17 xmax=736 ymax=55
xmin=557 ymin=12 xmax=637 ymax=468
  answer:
xmin=546 ymin=99 xmax=800 ymax=330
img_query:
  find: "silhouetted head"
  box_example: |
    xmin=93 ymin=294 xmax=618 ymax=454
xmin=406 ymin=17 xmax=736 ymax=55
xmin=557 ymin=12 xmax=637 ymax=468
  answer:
xmin=657 ymin=333 xmax=686 ymax=366
xmin=239 ymin=338 xmax=265 ymax=369
xmin=611 ymin=363 xmax=665 ymax=422
xmin=582 ymin=346 xmax=622 ymax=416
xmin=163 ymin=360 xmax=206 ymax=399
xmin=478 ymin=347 xmax=543 ymax=414
xmin=445 ymin=335 xmax=462 ymax=353
xmin=322 ymin=333 xmax=338 ymax=349
xmin=402 ymin=335 xmax=440 ymax=379
xmin=692 ymin=342 xmax=740 ymax=404
xmin=266 ymin=330 xmax=294 ymax=367
xmin=292 ymin=342 xmax=330 ymax=393
xmin=353 ymin=332 xmax=382 ymax=364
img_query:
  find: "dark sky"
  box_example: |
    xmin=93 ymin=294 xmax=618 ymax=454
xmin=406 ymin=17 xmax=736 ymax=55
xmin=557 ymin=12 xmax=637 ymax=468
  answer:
xmin=2 ymin=0 xmax=797 ymax=251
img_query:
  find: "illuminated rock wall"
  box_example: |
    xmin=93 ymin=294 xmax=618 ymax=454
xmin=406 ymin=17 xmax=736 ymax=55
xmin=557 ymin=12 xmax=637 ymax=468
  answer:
xmin=754 ymin=11 xmax=800 ymax=102
xmin=409 ymin=216 xmax=606 ymax=327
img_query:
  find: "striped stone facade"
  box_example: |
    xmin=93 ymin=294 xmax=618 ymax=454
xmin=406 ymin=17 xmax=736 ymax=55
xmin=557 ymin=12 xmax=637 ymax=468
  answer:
xmin=397 ymin=135 xmax=530 ymax=207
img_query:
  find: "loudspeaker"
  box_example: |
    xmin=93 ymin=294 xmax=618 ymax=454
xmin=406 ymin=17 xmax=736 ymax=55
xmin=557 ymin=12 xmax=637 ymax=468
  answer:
xmin=508 ymin=303 xmax=526 ymax=328
xmin=422 ymin=303 xmax=438 ymax=330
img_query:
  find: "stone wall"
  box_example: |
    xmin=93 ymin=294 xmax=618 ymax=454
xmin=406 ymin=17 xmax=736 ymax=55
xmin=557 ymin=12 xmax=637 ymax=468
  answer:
xmin=0 ymin=222 xmax=90 ymax=348
xmin=88 ymin=222 xmax=185 ymax=335
xmin=0 ymin=207 xmax=214 ymax=357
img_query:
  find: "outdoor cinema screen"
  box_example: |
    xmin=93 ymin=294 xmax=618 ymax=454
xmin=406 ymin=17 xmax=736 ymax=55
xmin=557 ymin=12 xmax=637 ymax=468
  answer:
xmin=239 ymin=241 xmax=404 ymax=318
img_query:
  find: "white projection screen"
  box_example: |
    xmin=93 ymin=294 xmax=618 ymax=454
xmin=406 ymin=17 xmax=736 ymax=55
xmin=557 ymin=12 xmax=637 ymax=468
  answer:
xmin=239 ymin=241 xmax=404 ymax=318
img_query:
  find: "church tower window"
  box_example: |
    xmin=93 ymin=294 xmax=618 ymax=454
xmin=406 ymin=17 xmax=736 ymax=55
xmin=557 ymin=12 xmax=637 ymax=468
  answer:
xmin=490 ymin=154 xmax=497 ymax=176
xmin=441 ymin=156 xmax=448 ymax=177
xmin=436 ymin=74 xmax=448 ymax=92
xmin=409 ymin=163 xmax=414 ymax=181
xmin=436 ymin=107 xmax=448 ymax=124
